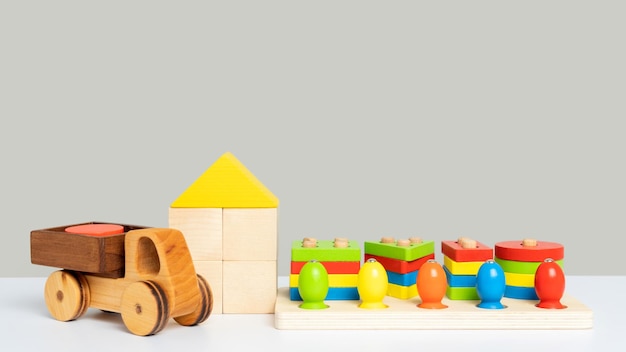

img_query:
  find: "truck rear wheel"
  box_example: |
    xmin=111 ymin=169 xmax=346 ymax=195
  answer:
xmin=44 ymin=270 xmax=90 ymax=322
xmin=174 ymin=274 xmax=213 ymax=326
xmin=120 ymin=281 xmax=169 ymax=336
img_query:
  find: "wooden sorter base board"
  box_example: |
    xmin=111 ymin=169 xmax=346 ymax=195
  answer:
xmin=274 ymin=287 xmax=592 ymax=330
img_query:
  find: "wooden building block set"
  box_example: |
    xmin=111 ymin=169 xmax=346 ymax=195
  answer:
xmin=28 ymin=151 xmax=592 ymax=334
xmin=279 ymin=236 xmax=592 ymax=330
xmin=168 ymin=152 xmax=279 ymax=314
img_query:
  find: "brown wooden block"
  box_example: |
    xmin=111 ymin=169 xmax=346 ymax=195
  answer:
xmin=168 ymin=207 xmax=223 ymax=261
xmin=222 ymin=208 xmax=278 ymax=261
xmin=193 ymin=260 xmax=223 ymax=314
xmin=30 ymin=222 xmax=147 ymax=278
xmin=223 ymin=260 xmax=277 ymax=313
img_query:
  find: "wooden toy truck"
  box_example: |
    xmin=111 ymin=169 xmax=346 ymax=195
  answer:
xmin=31 ymin=222 xmax=213 ymax=336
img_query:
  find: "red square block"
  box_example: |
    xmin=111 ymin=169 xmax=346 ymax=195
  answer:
xmin=441 ymin=240 xmax=493 ymax=262
xmin=290 ymin=261 xmax=360 ymax=275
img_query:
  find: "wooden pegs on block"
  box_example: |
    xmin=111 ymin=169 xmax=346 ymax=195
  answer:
xmin=291 ymin=240 xmax=361 ymax=262
xmin=302 ymin=237 xmax=317 ymax=248
xmin=223 ymin=260 xmax=277 ymax=314
xmin=168 ymin=207 xmax=223 ymax=261
xmin=495 ymin=240 xmax=564 ymax=262
xmin=333 ymin=237 xmax=349 ymax=248
xmin=397 ymin=239 xmax=411 ymax=247
xmin=441 ymin=240 xmax=493 ymax=263
xmin=364 ymin=240 xmax=435 ymax=262
xmin=222 ymin=208 xmax=278 ymax=261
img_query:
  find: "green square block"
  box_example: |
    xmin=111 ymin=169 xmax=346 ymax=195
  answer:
xmin=291 ymin=240 xmax=361 ymax=262
xmin=446 ymin=286 xmax=480 ymax=300
xmin=364 ymin=240 xmax=434 ymax=261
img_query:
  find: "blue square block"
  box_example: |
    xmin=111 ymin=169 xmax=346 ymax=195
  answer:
xmin=444 ymin=265 xmax=476 ymax=287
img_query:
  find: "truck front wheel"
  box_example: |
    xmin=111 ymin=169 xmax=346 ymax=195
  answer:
xmin=120 ymin=281 xmax=169 ymax=336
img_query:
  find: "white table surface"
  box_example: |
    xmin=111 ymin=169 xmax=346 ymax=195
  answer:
xmin=1 ymin=276 xmax=624 ymax=351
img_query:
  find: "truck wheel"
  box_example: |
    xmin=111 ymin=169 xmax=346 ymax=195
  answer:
xmin=174 ymin=274 xmax=213 ymax=326
xmin=44 ymin=270 xmax=90 ymax=322
xmin=120 ymin=281 xmax=169 ymax=336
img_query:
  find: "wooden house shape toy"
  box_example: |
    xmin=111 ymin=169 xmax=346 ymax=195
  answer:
xmin=168 ymin=152 xmax=278 ymax=314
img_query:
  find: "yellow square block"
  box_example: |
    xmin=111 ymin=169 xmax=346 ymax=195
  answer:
xmin=443 ymin=255 xmax=484 ymax=275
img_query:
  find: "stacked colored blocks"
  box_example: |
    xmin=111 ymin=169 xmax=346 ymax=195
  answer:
xmin=290 ymin=238 xmax=361 ymax=301
xmin=442 ymin=239 xmax=493 ymax=300
xmin=495 ymin=239 xmax=565 ymax=300
xmin=364 ymin=237 xmax=435 ymax=299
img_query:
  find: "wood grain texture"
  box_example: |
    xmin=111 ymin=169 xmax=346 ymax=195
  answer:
xmin=122 ymin=228 xmax=201 ymax=317
xmin=274 ymin=287 xmax=593 ymax=330
xmin=120 ymin=280 xmax=169 ymax=336
xmin=83 ymin=228 xmax=202 ymax=318
xmin=222 ymin=208 xmax=277 ymax=261
xmin=168 ymin=207 xmax=223 ymax=261
xmin=31 ymin=222 xmax=147 ymax=278
xmin=223 ymin=260 xmax=277 ymax=313
xmin=193 ymin=260 xmax=223 ymax=314
xmin=44 ymin=270 xmax=90 ymax=321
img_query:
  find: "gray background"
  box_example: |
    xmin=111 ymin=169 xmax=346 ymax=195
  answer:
xmin=2 ymin=1 xmax=624 ymax=278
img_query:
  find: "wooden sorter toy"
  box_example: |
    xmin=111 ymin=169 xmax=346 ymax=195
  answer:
xmin=275 ymin=238 xmax=592 ymax=330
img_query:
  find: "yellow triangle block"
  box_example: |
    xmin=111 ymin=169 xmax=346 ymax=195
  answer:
xmin=171 ymin=152 xmax=278 ymax=208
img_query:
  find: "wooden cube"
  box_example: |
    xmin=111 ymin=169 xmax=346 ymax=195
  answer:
xmin=168 ymin=207 xmax=223 ymax=261
xmin=193 ymin=260 xmax=223 ymax=314
xmin=222 ymin=208 xmax=277 ymax=261
xmin=223 ymin=260 xmax=276 ymax=313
